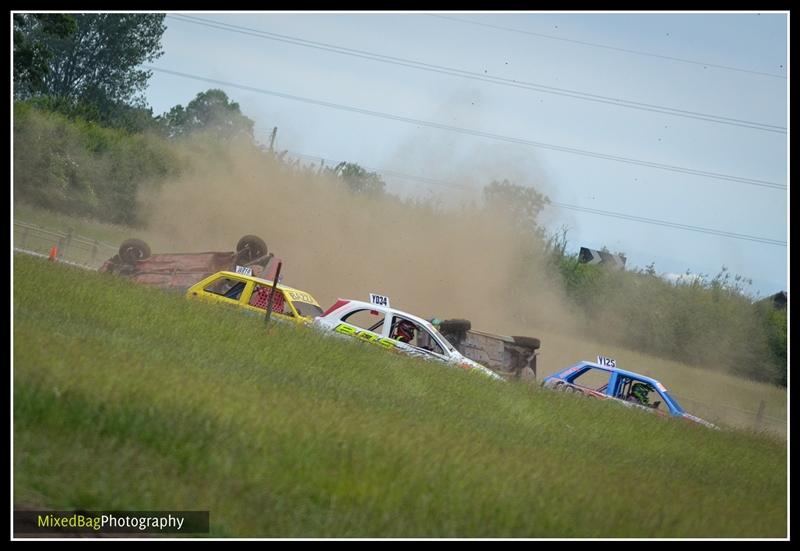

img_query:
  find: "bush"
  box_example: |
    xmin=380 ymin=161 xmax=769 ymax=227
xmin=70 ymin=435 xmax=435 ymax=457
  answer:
xmin=13 ymin=101 xmax=179 ymax=225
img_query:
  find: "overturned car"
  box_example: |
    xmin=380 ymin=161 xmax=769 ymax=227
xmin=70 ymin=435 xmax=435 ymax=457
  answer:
xmin=436 ymin=318 xmax=540 ymax=381
xmin=99 ymin=235 xmax=280 ymax=291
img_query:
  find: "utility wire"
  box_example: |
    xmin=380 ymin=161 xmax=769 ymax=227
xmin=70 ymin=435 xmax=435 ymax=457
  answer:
xmin=167 ymin=14 xmax=786 ymax=134
xmin=549 ymin=203 xmax=786 ymax=246
xmin=147 ymin=65 xmax=786 ymax=191
xmin=282 ymin=149 xmax=787 ymax=247
xmin=429 ymin=14 xmax=788 ymax=80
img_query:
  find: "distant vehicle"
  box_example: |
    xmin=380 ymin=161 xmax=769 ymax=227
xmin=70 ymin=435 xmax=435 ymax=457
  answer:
xmin=312 ymin=294 xmax=504 ymax=381
xmin=542 ymin=357 xmax=717 ymax=428
xmin=99 ymin=235 xmax=279 ymax=291
xmin=578 ymin=247 xmax=626 ymax=269
xmin=186 ymin=270 xmax=324 ymax=325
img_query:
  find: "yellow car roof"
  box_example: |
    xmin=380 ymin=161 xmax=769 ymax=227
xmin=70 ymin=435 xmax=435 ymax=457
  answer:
xmin=216 ymin=271 xmax=319 ymax=304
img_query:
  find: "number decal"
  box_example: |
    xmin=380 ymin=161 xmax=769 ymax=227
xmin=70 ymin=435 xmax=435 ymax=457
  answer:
xmin=334 ymin=323 xmax=396 ymax=349
xmin=287 ymin=290 xmax=317 ymax=304
xmin=597 ymin=355 xmax=616 ymax=368
xmin=235 ymin=265 xmax=253 ymax=276
xmin=369 ymin=293 xmax=390 ymax=308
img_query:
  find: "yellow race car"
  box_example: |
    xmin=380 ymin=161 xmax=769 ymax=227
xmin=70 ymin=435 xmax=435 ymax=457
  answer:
xmin=186 ymin=271 xmax=323 ymax=325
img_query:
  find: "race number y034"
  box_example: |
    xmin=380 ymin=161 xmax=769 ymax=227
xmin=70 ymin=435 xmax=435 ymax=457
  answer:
xmin=369 ymin=293 xmax=390 ymax=308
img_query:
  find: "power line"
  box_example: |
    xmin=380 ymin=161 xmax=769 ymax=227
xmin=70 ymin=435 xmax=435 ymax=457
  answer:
xmin=147 ymin=65 xmax=786 ymax=191
xmin=166 ymin=14 xmax=786 ymax=134
xmin=282 ymin=149 xmax=787 ymax=247
xmin=429 ymin=14 xmax=788 ymax=80
xmin=549 ymin=203 xmax=786 ymax=247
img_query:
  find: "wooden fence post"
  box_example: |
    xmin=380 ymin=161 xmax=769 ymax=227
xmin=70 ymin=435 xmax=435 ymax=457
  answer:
xmin=755 ymin=400 xmax=766 ymax=431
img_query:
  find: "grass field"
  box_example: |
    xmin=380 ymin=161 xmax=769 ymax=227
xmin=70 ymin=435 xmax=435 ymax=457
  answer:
xmin=13 ymin=254 xmax=787 ymax=537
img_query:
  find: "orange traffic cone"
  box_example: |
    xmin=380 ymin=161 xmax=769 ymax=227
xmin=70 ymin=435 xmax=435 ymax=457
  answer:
xmin=48 ymin=246 xmax=58 ymax=262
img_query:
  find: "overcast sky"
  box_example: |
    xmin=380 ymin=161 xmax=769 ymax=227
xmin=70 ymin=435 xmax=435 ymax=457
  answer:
xmin=144 ymin=11 xmax=788 ymax=297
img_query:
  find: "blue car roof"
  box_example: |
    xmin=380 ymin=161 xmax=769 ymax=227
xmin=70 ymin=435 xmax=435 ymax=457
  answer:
xmin=545 ymin=360 xmax=687 ymax=416
xmin=551 ymin=361 xmax=666 ymax=390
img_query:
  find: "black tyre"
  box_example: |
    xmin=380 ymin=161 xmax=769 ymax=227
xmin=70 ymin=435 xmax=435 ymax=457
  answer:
xmin=235 ymin=235 xmax=268 ymax=264
xmin=511 ymin=336 xmax=541 ymax=350
xmin=440 ymin=318 xmax=471 ymax=333
xmin=118 ymin=238 xmax=151 ymax=263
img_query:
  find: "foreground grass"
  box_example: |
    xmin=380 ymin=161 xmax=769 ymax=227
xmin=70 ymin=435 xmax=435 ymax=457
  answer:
xmin=13 ymin=255 xmax=786 ymax=537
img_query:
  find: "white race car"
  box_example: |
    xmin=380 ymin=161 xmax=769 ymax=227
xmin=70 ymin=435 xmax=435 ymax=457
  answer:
xmin=313 ymin=294 xmax=504 ymax=381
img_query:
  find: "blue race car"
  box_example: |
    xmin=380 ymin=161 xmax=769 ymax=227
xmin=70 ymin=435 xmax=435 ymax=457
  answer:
xmin=542 ymin=356 xmax=717 ymax=429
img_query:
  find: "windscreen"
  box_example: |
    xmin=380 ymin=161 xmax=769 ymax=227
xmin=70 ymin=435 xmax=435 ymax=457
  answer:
xmin=431 ymin=326 xmax=456 ymax=352
xmin=293 ymin=301 xmax=324 ymax=319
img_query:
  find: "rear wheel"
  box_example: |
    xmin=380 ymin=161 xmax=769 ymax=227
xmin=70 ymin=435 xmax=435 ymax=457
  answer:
xmin=236 ymin=235 xmax=268 ymax=264
xmin=440 ymin=318 xmax=471 ymax=333
xmin=511 ymin=336 xmax=541 ymax=350
xmin=118 ymin=238 xmax=151 ymax=263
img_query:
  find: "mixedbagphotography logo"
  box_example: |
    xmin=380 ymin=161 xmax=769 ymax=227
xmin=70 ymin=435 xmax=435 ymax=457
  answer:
xmin=14 ymin=510 xmax=210 ymax=535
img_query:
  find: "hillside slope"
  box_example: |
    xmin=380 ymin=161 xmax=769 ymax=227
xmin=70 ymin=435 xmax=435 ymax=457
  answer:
xmin=13 ymin=255 xmax=786 ymax=537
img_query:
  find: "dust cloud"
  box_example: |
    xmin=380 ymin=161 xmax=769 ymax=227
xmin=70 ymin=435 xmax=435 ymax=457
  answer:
xmin=139 ymin=135 xmax=581 ymax=339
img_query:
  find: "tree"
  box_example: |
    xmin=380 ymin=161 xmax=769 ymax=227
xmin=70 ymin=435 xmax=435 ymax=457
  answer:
xmin=483 ymin=179 xmax=549 ymax=236
xmin=13 ymin=14 xmax=77 ymax=96
xmin=325 ymin=162 xmax=386 ymax=195
xmin=15 ymin=14 xmax=165 ymax=111
xmin=159 ymin=89 xmax=255 ymax=140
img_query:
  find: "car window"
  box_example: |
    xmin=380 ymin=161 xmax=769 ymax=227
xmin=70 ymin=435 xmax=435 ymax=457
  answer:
xmin=342 ymin=309 xmax=385 ymax=333
xmin=618 ymin=377 xmax=661 ymax=409
xmin=390 ymin=316 xmax=445 ymax=355
xmin=416 ymin=326 xmax=445 ymax=355
xmin=249 ymin=284 xmax=293 ymax=316
xmin=572 ymin=368 xmax=611 ymax=391
xmin=293 ymin=301 xmax=324 ymax=319
xmin=204 ymin=277 xmax=247 ymax=301
xmin=649 ymin=393 xmax=668 ymax=413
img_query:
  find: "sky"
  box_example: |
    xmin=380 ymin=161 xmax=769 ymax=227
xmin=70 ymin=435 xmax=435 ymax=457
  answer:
xmin=143 ymin=11 xmax=789 ymax=298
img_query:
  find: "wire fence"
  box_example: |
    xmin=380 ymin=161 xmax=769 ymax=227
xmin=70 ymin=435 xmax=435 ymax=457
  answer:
xmin=13 ymin=221 xmax=118 ymax=268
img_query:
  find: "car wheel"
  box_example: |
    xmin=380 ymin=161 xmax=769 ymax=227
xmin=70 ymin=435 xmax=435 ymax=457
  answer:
xmin=236 ymin=235 xmax=268 ymax=264
xmin=511 ymin=336 xmax=541 ymax=350
xmin=118 ymin=238 xmax=151 ymax=263
xmin=440 ymin=318 xmax=471 ymax=333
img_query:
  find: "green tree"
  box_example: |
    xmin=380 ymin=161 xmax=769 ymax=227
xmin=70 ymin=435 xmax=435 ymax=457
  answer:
xmin=159 ymin=89 xmax=255 ymax=140
xmin=15 ymin=14 xmax=165 ymax=112
xmin=13 ymin=14 xmax=77 ymax=96
xmin=483 ymin=179 xmax=549 ymax=236
xmin=326 ymin=162 xmax=386 ymax=195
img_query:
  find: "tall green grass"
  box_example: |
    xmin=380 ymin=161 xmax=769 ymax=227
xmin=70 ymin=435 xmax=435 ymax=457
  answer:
xmin=13 ymin=254 xmax=786 ymax=537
